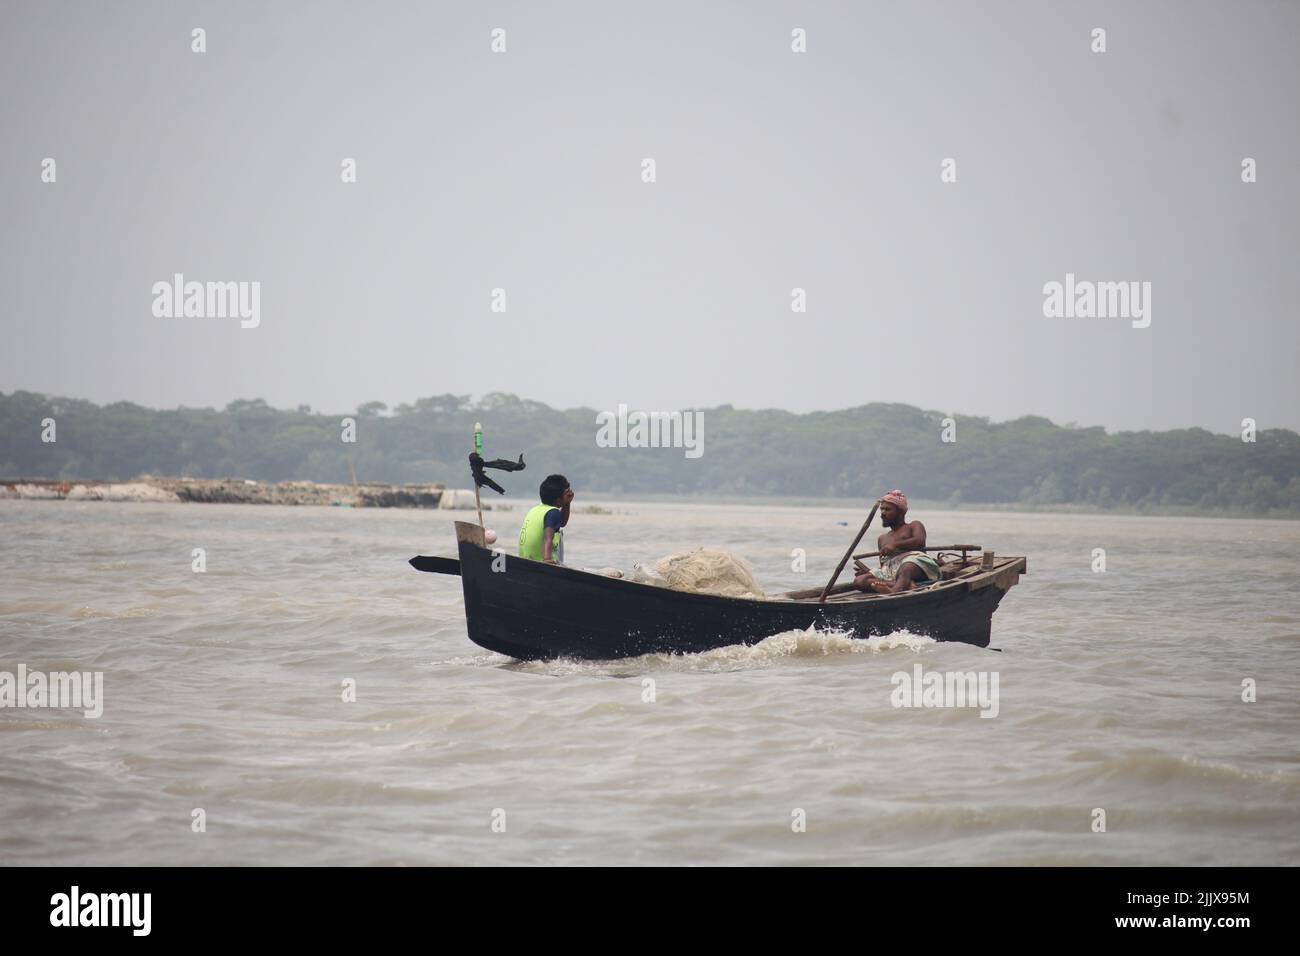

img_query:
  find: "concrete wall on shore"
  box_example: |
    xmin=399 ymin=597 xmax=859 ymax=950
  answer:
xmin=437 ymin=489 xmax=483 ymax=510
xmin=1 ymin=477 xmax=446 ymax=508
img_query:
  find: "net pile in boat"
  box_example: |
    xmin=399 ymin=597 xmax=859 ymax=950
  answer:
xmin=650 ymin=548 xmax=768 ymax=599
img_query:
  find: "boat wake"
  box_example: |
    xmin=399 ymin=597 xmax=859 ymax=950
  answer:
xmin=736 ymin=626 xmax=937 ymax=661
xmin=436 ymin=626 xmax=937 ymax=676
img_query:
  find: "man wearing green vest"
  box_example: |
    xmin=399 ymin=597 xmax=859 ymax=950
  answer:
xmin=518 ymin=474 xmax=574 ymax=564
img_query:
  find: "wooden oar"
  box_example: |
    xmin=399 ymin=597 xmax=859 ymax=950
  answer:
xmin=409 ymin=555 xmax=461 ymax=575
xmin=853 ymin=544 xmax=982 ymax=572
xmin=818 ymin=499 xmax=880 ymax=602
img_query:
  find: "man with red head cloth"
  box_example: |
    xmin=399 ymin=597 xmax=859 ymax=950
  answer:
xmin=853 ymin=489 xmax=941 ymax=594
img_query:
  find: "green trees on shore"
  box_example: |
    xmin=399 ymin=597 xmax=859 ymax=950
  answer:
xmin=2 ymin=390 xmax=1297 ymax=515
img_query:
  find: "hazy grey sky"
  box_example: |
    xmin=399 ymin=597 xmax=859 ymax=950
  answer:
xmin=2 ymin=0 xmax=1297 ymax=433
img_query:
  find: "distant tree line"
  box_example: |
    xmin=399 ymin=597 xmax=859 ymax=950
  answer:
xmin=2 ymin=390 xmax=1297 ymax=516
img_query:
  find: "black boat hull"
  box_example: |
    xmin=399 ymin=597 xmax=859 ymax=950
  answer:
xmin=452 ymin=522 xmax=1024 ymax=661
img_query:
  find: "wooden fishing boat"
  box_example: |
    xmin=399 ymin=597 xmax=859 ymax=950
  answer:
xmin=414 ymin=521 xmax=1026 ymax=661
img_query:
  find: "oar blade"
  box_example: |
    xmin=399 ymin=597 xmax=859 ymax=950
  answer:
xmin=409 ymin=555 xmax=461 ymax=575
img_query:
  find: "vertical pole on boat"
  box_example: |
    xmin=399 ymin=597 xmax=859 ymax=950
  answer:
xmin=818 ymin=499 xmax=880 ymax=603
xmin=473 ymin=422 xmax=484 ymax=528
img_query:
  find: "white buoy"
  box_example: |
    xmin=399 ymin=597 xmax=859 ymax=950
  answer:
xmin=484 ymin=529 xmax=498 ymax=545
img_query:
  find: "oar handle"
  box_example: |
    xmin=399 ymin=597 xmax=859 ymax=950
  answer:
xmin=853 ymin=545 xmax=982 ymax=559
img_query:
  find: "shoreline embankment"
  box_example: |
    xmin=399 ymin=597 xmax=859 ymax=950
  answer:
xmin=0 ymin=477 xmax=466 ymax=509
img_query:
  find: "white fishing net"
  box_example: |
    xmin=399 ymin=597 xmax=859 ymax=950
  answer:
xmin=646 ymin=548 xmax=768 ymax=599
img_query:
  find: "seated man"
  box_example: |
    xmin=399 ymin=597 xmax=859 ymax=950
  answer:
xmin=518 ymin=474 xmax=574 ymax=564
xmin=853 ymin=489 xmax=941 ymax=593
